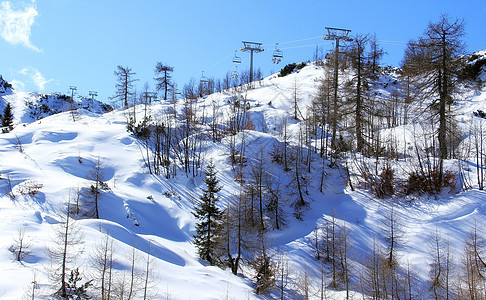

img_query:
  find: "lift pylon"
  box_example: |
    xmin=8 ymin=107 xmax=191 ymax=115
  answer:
xmin=241 ymin=41 xmax=264 ymax=84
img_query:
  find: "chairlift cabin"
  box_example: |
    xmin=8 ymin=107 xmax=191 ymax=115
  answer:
xmin=272 ymin=43 xmax=283 ymax=64
xmin=232 ymin=50 xmax=241 ymax=64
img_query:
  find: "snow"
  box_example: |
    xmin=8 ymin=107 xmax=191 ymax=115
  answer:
xmin=1 ymin=57 xmax=486 ymax=298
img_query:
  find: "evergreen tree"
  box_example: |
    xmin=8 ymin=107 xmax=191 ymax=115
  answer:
xmin=193 ymin=161 xmax=223 ymax=265
xmin=66 ymin=268 xmax=92 ymax=299
xmin=2 ymin=102 xmax=13 ymax=133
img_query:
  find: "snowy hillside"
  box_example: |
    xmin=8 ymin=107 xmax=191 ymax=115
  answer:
xmin=1 ymin=56 xmax=486 ymax=299
xmin=0 ymin=78 xmax=112 ymax=126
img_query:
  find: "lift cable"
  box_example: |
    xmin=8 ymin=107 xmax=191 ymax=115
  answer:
xmin=262 ymin=35 xmax=323 ymax=47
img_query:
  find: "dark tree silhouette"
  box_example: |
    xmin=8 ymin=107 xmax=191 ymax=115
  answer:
xmin=2 ymin=102 xmax=14 ymax=132
xmin=154 ymin=62 xmax=174 ymax=101
xmin=112 ymin=66 xmax=138 ymax=108
xmin=193 ymin=161 xmax=223 ymax=265
xmin=402 ymin=15 xmax=465 ymax=186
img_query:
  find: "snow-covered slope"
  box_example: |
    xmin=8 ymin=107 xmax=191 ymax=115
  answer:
xmin=1 ymin=58 xmax=486 ymax=299
xmin=0 ymin=79 xmax=112 ymax=126
xmin=0 ymin=110 xmax=255 ymax=299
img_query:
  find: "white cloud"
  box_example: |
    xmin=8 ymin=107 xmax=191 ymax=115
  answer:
xmin=10 ymin=79 xmax=25 ymax=91
xmin=19 ymin=67 xmax=53 ymax=91
xmin=0 ymin=1 xmax=40 ymax=52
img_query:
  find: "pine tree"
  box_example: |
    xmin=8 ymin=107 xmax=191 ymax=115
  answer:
xmin=193 ymin=161 xmax=223 ymax=265
xmin=2 ymin=102 xmax=13 ymax=133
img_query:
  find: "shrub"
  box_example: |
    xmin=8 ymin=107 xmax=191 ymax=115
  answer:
xmin=473 ymin=110 xmax=486 ymax=119
xmin=403 ymin=169 xmax=456 ymax=195
xmin=269 ymin=142 xmax=283 ymax=164
xmin=127 ymin=116 xmax=152 ymax=139
xmin=461 ymin=56 xmax=486 ymax=81
xmin=375 ymin=164 xmax=395 ymax=198
xmin=278 ymin=62 xmax=306 ymax=77
xmin=253 ymin=254 xmax=276 ymax=294
xmin=17 ymin=181 xmax=43 ymax=196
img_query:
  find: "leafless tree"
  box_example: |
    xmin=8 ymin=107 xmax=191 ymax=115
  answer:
xmin=345 ymin=33 xmax=370 ymax=152
xmin=428 ymin=228 xmax=455 ymax=300
xmin=275 ymin=253 xmax=292 ymax=300
xmin=46 ymin=197 xmax=84 ymax=298
xmin=154 ymin=62 xmax=174 ymax=101
xmin=113 ymin=243 xmax=144 ymax=300
xmin=381 ymin=204 xmax=404 ymax=268
xmin=9 ymin=226 xmax=31 ymax=261
xmin=459 ymin=223 xmax=486 ymax=299
xmin=402 ymin=15 xmax=465 ymax=185
xmin=112 ymin=66 xmax=138 ymax=109
xmin=90 ymin=228 xmax=115 ymax=300
xmin=86 ymin=157 xmax=107 ymax=219
xmin=142 ymin=242 xmax=159 ymax=300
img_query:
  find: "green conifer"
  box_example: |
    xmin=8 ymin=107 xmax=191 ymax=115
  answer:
xmin=193 ymin=160 xmax=223 ymax=265
xmin=2 ymin=103 xmax=13 ymax=133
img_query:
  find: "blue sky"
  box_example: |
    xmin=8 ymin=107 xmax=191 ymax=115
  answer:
xmin=0 ymin=0 xmax=485 ymax=103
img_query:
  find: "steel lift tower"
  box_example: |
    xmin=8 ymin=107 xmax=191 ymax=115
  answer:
xmin=241 ymin=41 xmax=264 ymax=85
xmin=323 ymin=27 xmax=353 ymax=149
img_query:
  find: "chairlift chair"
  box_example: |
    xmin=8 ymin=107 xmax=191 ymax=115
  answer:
xmin=232 ymin=50 xmax=242 ymax=64
xmin=272 ymin=43 xmax=283 ymax=64
xmin=231 ymin=65 xmax=239 ymax=78
xmin=200 ymin=71 xmax=208 ymax=84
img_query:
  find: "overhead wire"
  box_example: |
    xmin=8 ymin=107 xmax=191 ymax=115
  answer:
xmin=262 ymin=35 xmax=323 ymax=47
xmin=280 ymin=42 xmax=333 ymax=50
xmin=202 ymin=36 xmax=327 ymax=76
xmin=200 ymin=33 xmax=485 ymax=79
xmin=204 ymin=52 xmax=234 ymax=72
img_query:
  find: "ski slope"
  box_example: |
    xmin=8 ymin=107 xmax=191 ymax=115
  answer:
xmin=0 ymin=61 xmax=486 ymax=299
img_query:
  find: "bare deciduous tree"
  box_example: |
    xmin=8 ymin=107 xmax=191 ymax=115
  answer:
xmin=91 ymin=228 xmax=115 ymax=300
xmin=402 ymin=15 xmax=465 ymax=185
xmin=46 ymin=197 xmax=84 ymax=298
xmin=154 ymin=62 xmax=174 ymax=101
xmin=86 ymin=157 xmax=107 ymax=219
xmin=9 ymin=227 xmax=31 ymax=261
xmin=112 ymin=66 xmax=138 ymax=109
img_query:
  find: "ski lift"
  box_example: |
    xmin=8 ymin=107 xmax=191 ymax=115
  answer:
xmin=231 ymin=65 xmax=239 ymax=78
xmin=200 ymin=71 xmax=208 ymax=84
xmin=272 ymin=43 xmax=283 ymax=64
xmin=232 ymin=50 xmax=242 ymax=64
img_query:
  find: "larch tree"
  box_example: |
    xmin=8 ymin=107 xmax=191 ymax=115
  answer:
xmin=368 ymin=33 xmax=385 ymax=77
xmin=90 ymin=228 xmax=115 ymax=300
xmin=46 ymin=197 xmax=84 ymax=298
xmin=346 ymin=34 xmax=370 ymax=152
xmin=86 ymin=157 xmax=106 ymax=219
xmin=460 ymin=223 xmax=486 ymax=299
xmin=402 ymin=15 xmax=465 ymax=186
xmin=193 ymin=160 xmax=223 ymax=265
xmin=428 ymin=228 xmax=454 ymax=300
xmin=154 ymin=62 xmax=174 ymax=101
xmin=113 ymin=66 xmax=138 ymax=109
xmin=381 ymin=204 xmax=403 ymax=268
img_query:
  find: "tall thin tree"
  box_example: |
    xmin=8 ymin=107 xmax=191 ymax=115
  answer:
xmin=193 ymin=161 xmax=223 ymax=265
xmin=113 ymin=66 xmax=138 ymax=109
xmin=402 ymin=15 xmax=465 ymax=186
xmin=154 ymin=62 xmax=174 ymax=101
